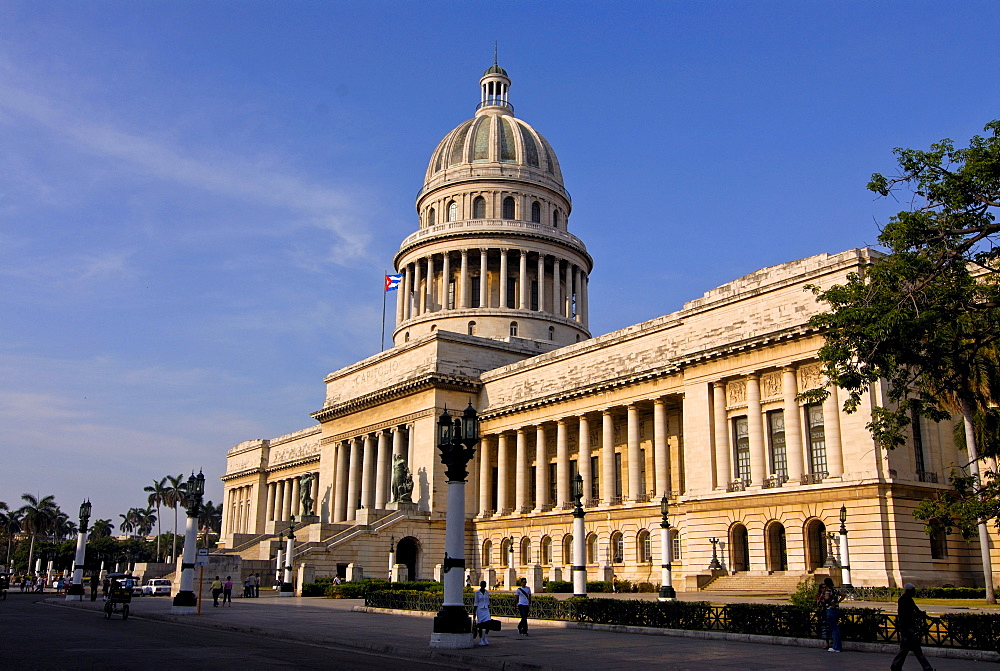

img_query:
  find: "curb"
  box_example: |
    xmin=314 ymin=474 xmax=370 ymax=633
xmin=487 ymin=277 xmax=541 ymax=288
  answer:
xmin=353 ymin=606 xmax=1000 ymax=663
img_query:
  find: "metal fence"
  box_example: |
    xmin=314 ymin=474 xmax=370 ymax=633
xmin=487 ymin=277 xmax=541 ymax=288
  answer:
xmin=364 ymin=591 xmax=999 ymax=652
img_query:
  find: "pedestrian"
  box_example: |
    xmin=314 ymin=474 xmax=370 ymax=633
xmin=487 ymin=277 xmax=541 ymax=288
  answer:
xmin=223 ymin=576 xmax=233 ymax=606
xmin=102 ymin=577 xmax=111 ymax=600
xmin=254 ymin=573 xmax=261 ymax=597
xmin=815 ymin=577 xmax=842 ymax=652
xmin=890 ymin=584 xmax=935 ymax=671
xmin=474 ymin=580 xmax=491 ymax=646
xmin=211 ymin=576 xmax=223 ymax=607
xmin=243 ymin=575 xmax=252 ymax=598
xmin=516 ymin=577 xmax=532 ymax=637
xmin=90 ymin=574 xmax=99 ymax=602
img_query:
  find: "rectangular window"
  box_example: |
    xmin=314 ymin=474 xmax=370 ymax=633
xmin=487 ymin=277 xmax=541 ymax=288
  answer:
xmin=806 ymin=404 xmax=828 ymax=476
xmin=447 ymin=281 xmax=455 ymax=310
xmin=733 ymin=416 xmax=750 ymax=482
xmin=930 ymin=529 xmax=948 ymax=559
xmin=614 ymin=452 xmax=623 ymax=499
xmin=506 ymin=277 xmax=516 ymax=308
xmin=531 ymin=280 xmax=539 ymax=311
xmin=569 ymin=458 xmax=578 ymax=483
xmin=639 ymin=448 xmax=647 ymax=497
xmin=591 ymin=455 xmax=600 ymax=501
xmin=548 ymin=462 xmax=557 ymax=505
xmin=471 ymin=277 xmax=481 ymax=308
xmin=911 ymin=407 xmax=926 ymax=475
xmin=767 ymin=410 xmax=788 ymax=480
xmin=672 ymin=532 xmax=682 ymax=561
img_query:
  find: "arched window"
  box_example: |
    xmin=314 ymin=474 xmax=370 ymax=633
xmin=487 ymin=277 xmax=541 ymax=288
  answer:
xmin=447 ymin=201 xmax=458 ymax=222
xmin=548 ymin=326 xmax=555 ymax=341
xmin=404 ymin=332 xmax=410 ymax=342
xmin=468 ymin=321 xmax=476 ymax=336
xmin=562 ymin=534 xmax=573 ymax=566
xmin=502 ymin=196 xmax=515 ymax=220
xmin=804 ymin=519 xmax=826 ymax=570
xmin=611 ymin=531 xmax=624 ymax=564
xmin=428 ymin=208 xmax=436 ymax=226
xmin=765 ymin=521 xmax=788 ymax=572
xmin=586 ymin=533 xmax=598 ymax=564
xmin=473 ymin=196 xmax=486 ymax=219
xmin=541 ymin=535 xmax=552 ymax=565
xmin=637 ymin=529 xmax=651 ymax=563
xmin=520 ymin=537 xmax=531 ymax=566
xmin=552 ymin=210 xmax=559 ymax=227
xmin=531 ymin=201 xmax=541 ymax=223
xmin=509 ymin=321 xmax=518 ymax=337
xmin=482 ymin=539 xmax=493 ymax=566
xmin=430 ymin=324 xmax=437 ymax=331
xmin=500 ymin=537 xmax=510 ymax=567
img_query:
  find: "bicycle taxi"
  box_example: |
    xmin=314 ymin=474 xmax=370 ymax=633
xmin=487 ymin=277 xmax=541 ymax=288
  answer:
xmin=104 ymin=573 xmax=134 ymax=620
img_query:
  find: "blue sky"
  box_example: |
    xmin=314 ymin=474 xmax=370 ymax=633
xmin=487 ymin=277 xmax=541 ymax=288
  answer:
xmin=2 ymin=1 xmax=998 ymax=528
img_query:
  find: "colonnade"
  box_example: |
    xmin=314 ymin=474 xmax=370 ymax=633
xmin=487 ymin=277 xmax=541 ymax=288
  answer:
xmin=330 ymin=425 xmax=413 ymax=523
xmin=396 ymin=248 xmax=588 ymax=327
xmin=263 ymin=470 xmax=320 ymax=524
xmin=226 ymin=484 xmax=255 ymax=535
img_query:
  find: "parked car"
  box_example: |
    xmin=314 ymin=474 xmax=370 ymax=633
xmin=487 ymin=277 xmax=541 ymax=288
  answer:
xmin=142 ymin=578 xmax=172 ymax=596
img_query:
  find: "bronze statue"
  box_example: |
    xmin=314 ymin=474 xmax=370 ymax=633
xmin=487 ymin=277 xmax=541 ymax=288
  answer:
xmin=391 ymin=454 xmax=413 ymax=503
xmin=299 ymin=472 xmax=314 ymax=516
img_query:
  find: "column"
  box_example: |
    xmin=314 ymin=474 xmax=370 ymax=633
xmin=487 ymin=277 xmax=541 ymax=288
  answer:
xmin=403 ymin=264 xmax=412 ymax=320
xmin=333 ymin=441 xmax=348 ymax=523
xmin=782 ymin=367 xmax=804 ymax=482
xmin=519 ymin=249 xmax=529 ymax=309
xmin=580 ymin=272 xmax=589 ymax=327
xmin=564 ymin=262 xmax=572 ymax=318
xmin=653 ymin=399 xmax=669 ymax=497
xmin=392 ymin=425 xmax=405 ymax=461
xmin=425 ymin=256 xmax=434 ymax=312
xmin=479 ymin=435 xmax=493 ymax=515
xmin=601 ymin=410 xmax=615 ymax=503
xmin=265 ymin=482 xmax=276 ymax=522
xmin=361 ymin=433 xmax=376 ymax=509
xmin=515 ymin=428 xmax=528 ymax=513
xmin=535 ymin=424 xmax=548 ymax=511
xmin=551 ymin=258 xmax=560 ymax=318
xmin=459 ymin=249 xmax=469 ymax=309
xmin=281 ymin=478 xmax=292 ymax=521
xmin=499 ymin=248 xmax=509 ymax=309
xmin=747 ymin=373 xmax=765 ymax=486
xmin=407 ymin=425 xmax=416 ymax=471
xmin=291 ymin=477 xmax=301 ymax=518
xmin=537 ymin=254 xmax=546 ymax=312
xmin=479 ymin=248 xmax=489 ymax=308
xmin=440 ymin=252 xmax=450 ymax=310
xmin=574 ymin=267 xmax=582 ymax=322
xmin=273 ymin=480 xmax=284 ymax=522
xmin=578 ymin=415 xmax=592 ymax=504
xmin=413 ymin=258 xmax=423 ymax=317
xmin=627 ymin=404 xmax=641 ymax=501
xmin=497 ymin=432 xmax=510 ymax=513
xmin=346 ymin=438 xmax=361 ymax=520
xmin=713 ymin=382 xmax=730 ymax=489
xmin=374 ymin=430 xmax=390 ymax=509
xmin=823 ymin=384 xmax=844 ymax=477
xmin=556 ymin=419 xmax=569 ymax=507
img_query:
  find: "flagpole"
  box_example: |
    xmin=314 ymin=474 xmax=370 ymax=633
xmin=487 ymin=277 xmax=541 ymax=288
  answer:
xmin=381 ymin=269 xmax=387 ymax=352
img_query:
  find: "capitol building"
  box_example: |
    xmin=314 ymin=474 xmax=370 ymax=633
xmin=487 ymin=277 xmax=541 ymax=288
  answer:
xmin=218 ymin=64 xmax=997 ymax=592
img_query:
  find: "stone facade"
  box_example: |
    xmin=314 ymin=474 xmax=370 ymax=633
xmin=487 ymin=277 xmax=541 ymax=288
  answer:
xmin=218 ymin=65 xmax=999 ymax=592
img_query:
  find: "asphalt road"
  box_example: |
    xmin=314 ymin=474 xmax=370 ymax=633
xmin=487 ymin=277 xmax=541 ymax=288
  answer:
xmin=1 ymin=593 xmax=461 ymax=671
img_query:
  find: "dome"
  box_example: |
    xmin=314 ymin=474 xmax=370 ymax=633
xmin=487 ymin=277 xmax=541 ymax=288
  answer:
xmin=483 ymin=64 xmax=508 ymax=76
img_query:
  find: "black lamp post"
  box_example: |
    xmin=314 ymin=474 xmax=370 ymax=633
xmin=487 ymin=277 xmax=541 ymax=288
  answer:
xmin=571 ymin=474 xmax=587 ymax=597
xmin=171 ymin=470 xmax=205 ymax=613
xmin=430 ymin=402 xmax=479 ymax=649
xmin=708 ymin=537 xmax=723 ymax=570
xmin=66 ymin=499 xmax=92 ymax=599
xmin=658 ymin=495 xmax=676 ymax=600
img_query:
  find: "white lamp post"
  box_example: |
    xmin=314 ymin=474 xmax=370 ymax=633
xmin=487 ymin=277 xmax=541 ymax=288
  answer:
xmin=171 ymin=470 xmax=205 ymax=614
xmin=274 ymin=542 xmax=283 ymax=590
xmin=389 ymin=536 xmax=396 ymax=581
xmin=571 ymin=474 xmax=587 ymax=598
xmin=66 ymin=499 xmax=91 ymax=600
xmin=429 ymin=403 xmax=479 ymax=649
xmin=658 ymin=495 xmax=676 ymax=601
xmin=839 ymin=505 xmax=852 ymax=588
xmin=281 ymin=515 xmax=295 ymax=596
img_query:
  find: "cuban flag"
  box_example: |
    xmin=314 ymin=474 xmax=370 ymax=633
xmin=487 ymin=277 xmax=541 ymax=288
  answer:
xmin=385 ymin=273 xmax=403 ymax=291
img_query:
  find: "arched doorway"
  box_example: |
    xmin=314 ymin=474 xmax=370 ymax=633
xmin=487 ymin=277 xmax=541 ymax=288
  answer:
xmin=730 ymin=524 xmax=750 ymax=572
xmin=765 ymin=522 xmax=788 ymax=572
xmin=804 ymin=519 xmax=827 ymax=570
xmin=396 ymin=536 xmax=420 ymax=582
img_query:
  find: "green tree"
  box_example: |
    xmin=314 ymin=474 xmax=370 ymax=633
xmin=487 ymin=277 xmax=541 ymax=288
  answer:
xmin=90 ymin=519 xmax=114 ymax=539
xmin=17 ymin=494 xmax=58 ymax=573
xmin=0 ymin=502 xmax=21 ymax=570
xmin=808 ymin=120 xmax=1000 ymax=603
xmin=163 ymin=473 xmax=188 ymax=562
xmin=144 ymin=477 xmax=168 ymax=560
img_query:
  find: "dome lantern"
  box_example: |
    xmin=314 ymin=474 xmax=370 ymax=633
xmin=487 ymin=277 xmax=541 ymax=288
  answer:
xmin=478 ymin=55 xmax=512 ymax=114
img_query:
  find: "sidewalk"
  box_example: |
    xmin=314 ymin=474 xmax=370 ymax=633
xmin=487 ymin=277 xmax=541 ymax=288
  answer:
xmin=49 ymin=592 xmax=994 ymax=670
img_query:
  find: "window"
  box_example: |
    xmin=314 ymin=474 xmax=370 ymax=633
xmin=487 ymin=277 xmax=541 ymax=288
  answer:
xmin=506 ymin=277 xmax=516 ymax=308
xmin=470 ymin=277 xmax=481 ymax=308
xmin=733 ymin=416 xmax=750 ymax=482
xmin=637 ymin=530 xmax=651 ymax=563
xmin=552 ymin=210 xmax=560 ymax=227
xmin=548 ymin=326 xmax=555 ymax=341
xmin=482 ymin=540 xmax=492 ymax=566
xmin=520 ymin=537 xmax=531 ymax=566
xmin=541 ymin=536 xmax=552 ymax=565
xmin=404 ymin=332 xmax=410 ymax=342
xmin=806 ymin=404 xmax=828 ymax=476
xmin=467 ymin=321 xmax=476 ymax=336
xmin=428 ymin=208 xmax=436 ymax=226
xmin=447 ymin=201 xmax=458 ymax=222
xmin=611 ymin=531 xmax=624 ymax=564
xmin=530 ymin=280 xmax=538 ymax=311
xmin=930 ymin=528 xmax=949 ymax=559
xmin=563 ymin=534 xmax=573 ymax=565
xmin=671 ymin=529 xmax=682 ymax=561
xmin=531 ymin=201 xmax=541 ymax=223
xmin=767 ymin=410 xmax=788 ymax=480
xmin=502 ymin=196 xmax=515 ymax=220
xmin=509 ymin=321 xmax=518 ymax=337
xmin=548 ymin=462 xmax=557 ymax=505
xmin=586 ymin=533 xmax=598 ymax=564
xmin=591 ymin=455 xmax=600 ymax=501
xmin=911 ymin=407 xmax=926 ymax=477
xmin=473 ymin=196 xmax=486 ymax=219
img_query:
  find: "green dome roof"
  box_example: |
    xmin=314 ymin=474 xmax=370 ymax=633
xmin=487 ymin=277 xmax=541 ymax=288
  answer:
xmin=483 ymin=64 xmax=508 ymax=77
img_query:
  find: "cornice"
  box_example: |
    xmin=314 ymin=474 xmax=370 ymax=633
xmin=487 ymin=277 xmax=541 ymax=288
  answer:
xmin=312 ymin=372 xmax=482 ymax=423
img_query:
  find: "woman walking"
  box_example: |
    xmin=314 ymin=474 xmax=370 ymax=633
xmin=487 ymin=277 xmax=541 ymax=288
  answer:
xmin=474 ymin=580 xmax=491 ymax=645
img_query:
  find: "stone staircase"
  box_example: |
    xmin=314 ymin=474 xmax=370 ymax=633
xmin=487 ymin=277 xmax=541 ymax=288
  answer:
xmin=700 ymin=572 xmax=807 ymax=594
xmin=293 ymin=510 xmax=406 ymax=561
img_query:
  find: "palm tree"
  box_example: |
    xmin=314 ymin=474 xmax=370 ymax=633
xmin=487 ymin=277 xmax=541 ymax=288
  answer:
xmin=144 ymin=477 xmax=168 ymax=560
xmin=163 ymin=474 xmax=188 ymax=562
xmin=135 ymin=506 xmax=157 ymax=537
xmin=1 ymin=502 xmax=22 ymax=570
xmin=198 ymin=501 xmax=223 ymax=547
xmin=118 ymin=511 xmax=135 ymax=537
xmin=90 ymin=519 xmax=114 ymax=539
xmin=18 ymin=493 xmax=57 ymax=572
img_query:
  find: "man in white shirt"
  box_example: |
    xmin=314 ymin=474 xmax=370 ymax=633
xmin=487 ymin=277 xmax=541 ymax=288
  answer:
xmin=516 ymin=577 xmax=532 ymax=636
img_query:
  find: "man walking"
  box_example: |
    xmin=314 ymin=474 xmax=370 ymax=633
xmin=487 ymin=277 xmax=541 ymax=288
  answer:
xmin=516 ymin=577 xmax=532 ymax=637
xmin=890 ymin=584 xmax=934 ymax=671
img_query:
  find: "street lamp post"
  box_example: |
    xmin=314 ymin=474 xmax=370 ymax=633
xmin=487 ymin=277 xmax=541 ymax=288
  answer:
xmin=281 ymin=515 xmax=295 ymax=596
xmin=824 ymin=532 xmax=840 ymax=568
xmin=429 ymin=403 xmax=479 ymax=649
xmin=708 ymin=537 xmax=723 ymax=570
xmin=658 ymin=495 xmax=676 ymax=601
xmin=389 ymin=536 xmax=396 ymax=581
xmin=839 ymin=505 xmax=852 ymax=588
xmin=66 ymin=499 xmax=91 ymax=600
xmin=171 ymin=470 xmax=205 ymax=614
xmin=571 ymin=474 xmax=587 ymax=598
